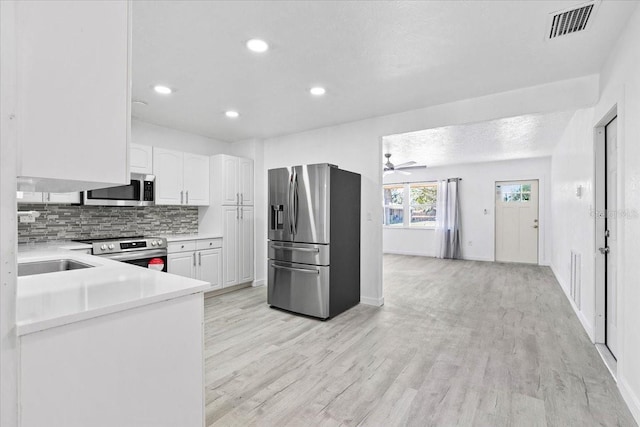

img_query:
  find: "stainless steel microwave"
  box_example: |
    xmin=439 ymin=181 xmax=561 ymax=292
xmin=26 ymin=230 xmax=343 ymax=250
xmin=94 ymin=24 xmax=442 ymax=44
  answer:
xmin=83 ymin=173 xmax=155 ymax=206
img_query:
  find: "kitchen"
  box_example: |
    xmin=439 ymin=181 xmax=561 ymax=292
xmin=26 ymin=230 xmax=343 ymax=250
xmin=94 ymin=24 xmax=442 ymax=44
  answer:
xmin=3 ymin=1 xmax=640 ymax=426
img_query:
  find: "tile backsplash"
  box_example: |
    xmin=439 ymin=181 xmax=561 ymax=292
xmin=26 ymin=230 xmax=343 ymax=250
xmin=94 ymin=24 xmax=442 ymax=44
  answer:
xmin=18 ymin=204 xmax=199 ymax=244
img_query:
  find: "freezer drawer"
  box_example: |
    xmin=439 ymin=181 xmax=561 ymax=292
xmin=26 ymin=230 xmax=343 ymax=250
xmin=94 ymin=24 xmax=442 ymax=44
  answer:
xmin=268 ymin=241 xmax=330 ymax=266
xmin=268 ymin=261 xmax=329 ymax=319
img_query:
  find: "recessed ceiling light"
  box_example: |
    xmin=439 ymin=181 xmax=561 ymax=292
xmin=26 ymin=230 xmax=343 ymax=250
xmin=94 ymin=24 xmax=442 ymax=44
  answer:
xmin=246 ymin=39 xmax=269 ymax=53
xmin=225 ymin=110 xmax=240 ymax=118
xmin=310 ymin=86 xmax=326 ymax=96
xmin=132 ymin=100 xmax=148 ymax=106
xmin=153 ymin=85 xmax=172 ymax=95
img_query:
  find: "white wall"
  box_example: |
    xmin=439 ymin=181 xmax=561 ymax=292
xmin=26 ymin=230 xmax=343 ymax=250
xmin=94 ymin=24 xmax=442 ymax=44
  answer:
xmin=0 ymin=1 xmax=19 ymax=424
xmin=550 ymin=108 xmax=596 ymax=336
xmin=259 ymin=75 xmax=598 ymax=306
xmin=384 ymin=157 xmax=552 ymax=264
xmin=131 ymin=119 xmax=231 ymax=156
xmin=550 ymin=4 xmax=640 ymax=422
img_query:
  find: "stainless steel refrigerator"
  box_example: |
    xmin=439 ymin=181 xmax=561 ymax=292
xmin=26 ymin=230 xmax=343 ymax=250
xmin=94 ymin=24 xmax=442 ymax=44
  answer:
xmin=268 ymin=164 xmax=361 ymax=319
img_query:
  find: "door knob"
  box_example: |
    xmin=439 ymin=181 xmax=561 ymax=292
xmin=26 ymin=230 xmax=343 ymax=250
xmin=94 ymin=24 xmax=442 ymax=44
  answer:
xmin=532 ymin=225 xmax=538 ymax=228
xmin=599 ymin=247 xmax=610 ymax=254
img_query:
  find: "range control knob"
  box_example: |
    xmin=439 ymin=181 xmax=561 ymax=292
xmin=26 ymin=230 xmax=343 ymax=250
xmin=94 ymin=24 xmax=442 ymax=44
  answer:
xmin=151 ymin=240 xmax=157 ymax=246
xmin=100 ymin=244 xmax=107 ymax=251
xmin=108 ymin=244 xmax=115 ymax=250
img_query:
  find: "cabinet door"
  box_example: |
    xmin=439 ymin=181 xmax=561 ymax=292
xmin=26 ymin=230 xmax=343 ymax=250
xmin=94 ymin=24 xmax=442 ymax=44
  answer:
xmin=222 ymin=206 xmax=239 ymax=287
xmin=183 ymin=153 xmax=210 ymax=206
xmin=238 ymin=158 xmax=254 ymax=206
xmin=17 ymin=192 xmax=44 ymax=203
xmin=198 ymin=249 xmax=222 ymax=291
xmin=238 ymin=207 xmax=254 ymax=284
xmin=16 ymin=1 xmax=130 ymax=191
xmin=130 ymin=143 xmax=153 ymax=175
xmin=168 ymin=252 xmax=196 ymax=279
xmin=46 ymin=192 xmax=80 ymax=204
xmin=153 ymin=148 xmax=184 ymax=205
xmin=221 ymin=156 xmax=239 ymax=205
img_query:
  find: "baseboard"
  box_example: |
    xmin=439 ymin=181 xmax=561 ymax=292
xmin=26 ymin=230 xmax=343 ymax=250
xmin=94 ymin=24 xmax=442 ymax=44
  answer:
xmin=361 ymin=295 xmax=384 ymax=307
xmin=383 ymin=250 xmax=433 ymax=257
xmin=619 ymin=377 xmax=640 ymax=425
xmin=252 ymin=279 xmax=265 ymax=287
xmin=462 ymin=256 xmax=494 ymax=262
xmin=550 ymin=263 xmax=595 ymax=342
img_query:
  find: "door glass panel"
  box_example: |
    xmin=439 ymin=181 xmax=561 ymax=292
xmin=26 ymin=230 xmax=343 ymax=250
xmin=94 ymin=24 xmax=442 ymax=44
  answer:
xmin=498 ymin=184 xmax=530 ymax=203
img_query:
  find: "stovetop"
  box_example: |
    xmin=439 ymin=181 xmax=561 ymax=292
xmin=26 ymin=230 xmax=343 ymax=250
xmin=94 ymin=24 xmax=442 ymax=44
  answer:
xmin=72 ymin=235 xmax=145 ymax=244
xmin=72 ymin=236 xmax=167 ymax=255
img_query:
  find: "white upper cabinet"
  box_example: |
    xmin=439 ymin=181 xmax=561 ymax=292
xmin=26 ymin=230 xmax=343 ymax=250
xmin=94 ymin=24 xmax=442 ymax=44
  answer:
xmin=212 ymin=155 xmax=253 ymax=206
xmin=15 ymin=1 xmax=131 ymax=192
xmin=130 ymin=144 xmax=153 ymax=175
xmin=183 ymin=154 xmax=210 ymax=206
xmin=220 ymin=155 xmax=239 ymax=205
xmin=239 ymin=158 xmax=254 ymax=206
xmin=153 ymin=148 xmax=209 ymax=206
xmin=154 ymin=148 xmax=184 ymax=205
xmin=17 ymin=192 xmax=80 ymax=204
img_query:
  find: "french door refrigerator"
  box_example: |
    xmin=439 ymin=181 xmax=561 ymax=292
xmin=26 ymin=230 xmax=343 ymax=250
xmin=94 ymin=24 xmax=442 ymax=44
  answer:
xmin=268 ymin=164 xmax=361 ymax=319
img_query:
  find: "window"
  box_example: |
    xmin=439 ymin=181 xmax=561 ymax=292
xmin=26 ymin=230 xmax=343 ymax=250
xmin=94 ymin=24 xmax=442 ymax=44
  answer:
xmin=383 ymin=182 xmax=438 ymax=227
xmin=498 ymin=183 xmax=531 ymax=203
xmin=383 ymin=184 xmax=404 ymax=226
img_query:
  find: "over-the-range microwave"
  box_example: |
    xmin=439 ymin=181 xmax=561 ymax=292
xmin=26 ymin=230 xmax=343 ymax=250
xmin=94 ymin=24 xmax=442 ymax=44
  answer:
xmin=83 ymin=173 xmax=155 ymax=207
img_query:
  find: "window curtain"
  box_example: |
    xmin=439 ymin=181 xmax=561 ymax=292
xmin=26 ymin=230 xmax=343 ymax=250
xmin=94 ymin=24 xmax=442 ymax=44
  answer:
xmin=435 ymin=178 xmax=461 ymax=259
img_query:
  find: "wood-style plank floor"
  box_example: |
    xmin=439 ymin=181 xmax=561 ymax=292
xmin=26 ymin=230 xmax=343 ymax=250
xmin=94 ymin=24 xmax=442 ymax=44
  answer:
xmin=204 ymin=255 xmax=636 ymax=426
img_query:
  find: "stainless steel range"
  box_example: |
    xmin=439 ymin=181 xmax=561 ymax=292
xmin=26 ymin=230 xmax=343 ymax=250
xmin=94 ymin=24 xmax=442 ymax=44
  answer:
xmin=73 ymin=236 xmax=168 ymax=271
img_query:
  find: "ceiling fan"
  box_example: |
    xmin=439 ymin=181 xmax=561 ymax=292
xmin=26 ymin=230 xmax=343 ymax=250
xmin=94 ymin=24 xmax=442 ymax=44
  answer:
xmin=383 ymin=153 xmax=425 ymax=176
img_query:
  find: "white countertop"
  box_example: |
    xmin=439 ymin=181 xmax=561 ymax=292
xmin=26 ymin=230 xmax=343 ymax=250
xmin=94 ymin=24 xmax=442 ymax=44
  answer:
xmin=19 ymin=240 xmax=92 ymax=252
xmin=17 ymin=248 xmax=209 ymax=336
xmin=161 ymin=233 xmax=223 ymax=242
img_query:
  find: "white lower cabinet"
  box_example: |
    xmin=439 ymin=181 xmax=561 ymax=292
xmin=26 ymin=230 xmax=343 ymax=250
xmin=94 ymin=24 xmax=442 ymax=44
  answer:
xmin=223 ymin=206 xmax=254 ymax=287
xmin=167 ymin=238 xmax=222 ymax=292
xmin=167 ymin=251 xmax=196 ymax=279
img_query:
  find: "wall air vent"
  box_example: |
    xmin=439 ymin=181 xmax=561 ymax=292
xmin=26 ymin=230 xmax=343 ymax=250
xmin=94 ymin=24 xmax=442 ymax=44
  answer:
xmin=547 ymin=1 xmax=598 ymax=40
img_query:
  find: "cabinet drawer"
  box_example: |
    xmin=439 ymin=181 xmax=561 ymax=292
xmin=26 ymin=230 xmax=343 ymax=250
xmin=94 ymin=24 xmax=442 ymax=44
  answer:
xmin=168 ymin=240 xmax=197 ymax=253
xmin=196 ymin=238 xmax=222 ymax=250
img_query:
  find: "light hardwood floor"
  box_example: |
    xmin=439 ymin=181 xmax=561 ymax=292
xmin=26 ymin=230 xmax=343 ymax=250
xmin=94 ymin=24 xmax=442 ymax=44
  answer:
xmin=204 ymin=255 xmax=636 ymax=426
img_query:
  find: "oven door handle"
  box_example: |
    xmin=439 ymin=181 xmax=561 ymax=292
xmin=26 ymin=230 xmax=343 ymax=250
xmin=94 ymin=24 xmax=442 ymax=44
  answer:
xmin=99 ymin=249 xmax=167 ymax=262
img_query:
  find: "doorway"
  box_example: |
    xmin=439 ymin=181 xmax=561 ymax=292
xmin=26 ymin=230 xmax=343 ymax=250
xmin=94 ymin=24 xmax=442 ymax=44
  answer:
xmin=495 ymin=180 xmax=539 ymax=264
xmin=594 ymin=106 xmax=619 ymax=367
xmin=604 ymin=116 xmax=618 ymax=358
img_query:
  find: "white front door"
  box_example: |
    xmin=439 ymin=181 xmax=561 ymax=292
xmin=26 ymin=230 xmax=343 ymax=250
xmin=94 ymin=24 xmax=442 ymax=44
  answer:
xmin=495 ymin=180 xmax=539 ymax=264
xmin=606 ymin=117 xmax=618 ymax=358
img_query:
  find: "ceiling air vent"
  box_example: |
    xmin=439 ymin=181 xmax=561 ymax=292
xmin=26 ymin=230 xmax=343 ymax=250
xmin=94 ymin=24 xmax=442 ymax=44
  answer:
xmin=547 ymin=1 xmax=598 ymax=39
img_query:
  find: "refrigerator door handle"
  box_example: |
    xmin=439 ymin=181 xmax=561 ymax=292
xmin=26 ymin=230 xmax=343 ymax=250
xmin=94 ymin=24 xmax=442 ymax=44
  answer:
xmin=288 ymin=172 xmax=295 ymax=234
xmin=292 ymin=170 xmax=299 ymax=235
xmin=271 ymin=263 xmax=319 ymax=275
xmin=270 ymin=244 xmax=319 ymax=253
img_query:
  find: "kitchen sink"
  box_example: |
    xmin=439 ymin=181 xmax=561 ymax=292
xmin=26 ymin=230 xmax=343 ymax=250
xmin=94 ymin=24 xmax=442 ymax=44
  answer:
xmin=18 ymin=259 xmax=94 ymax=277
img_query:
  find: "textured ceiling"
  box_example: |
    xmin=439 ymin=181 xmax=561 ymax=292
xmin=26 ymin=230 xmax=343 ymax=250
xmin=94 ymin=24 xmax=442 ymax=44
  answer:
xmin=382 ymin=110 xmax=576 ymax=167
xmin=131 ymin=1 xmax=637 ymax=142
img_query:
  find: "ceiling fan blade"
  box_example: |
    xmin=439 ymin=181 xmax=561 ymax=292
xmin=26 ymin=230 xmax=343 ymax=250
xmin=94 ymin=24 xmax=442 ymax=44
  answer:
xmin=383 ymin=170 xmax=392 ymax=177
xmin=397 ymin=170 xmax=411 ymax=176
xmin=399 ymin=164 xmax=427 ymax=170
xmin=394 ymin=161 xmax=417 ymax=169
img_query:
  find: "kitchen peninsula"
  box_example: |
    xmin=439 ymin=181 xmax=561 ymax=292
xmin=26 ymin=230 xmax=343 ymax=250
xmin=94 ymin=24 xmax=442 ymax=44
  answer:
xmin=17 ymin=246 xmax=208 ymax=427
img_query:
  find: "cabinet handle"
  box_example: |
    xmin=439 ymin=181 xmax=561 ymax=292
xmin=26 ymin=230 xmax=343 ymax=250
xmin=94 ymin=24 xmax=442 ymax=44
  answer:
xmin=241 ymin=207 xmax=243 ymax=219
xmin=180 ymin=191 xmax=184 ymax=204
xmin=186 ymin=190 xmax=189 ymax=205
xmin=193 ymin=252 xmax=196 ymax=266
xmin=236 ymin=192 xmax=239 ymax=205
xmin=236 ymin=207 xmax=239 ymax=219
xmin=241 ymin=193 xmax=243 ymax=205
xmin=198 ymin=252 xmax=202 ymax=266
